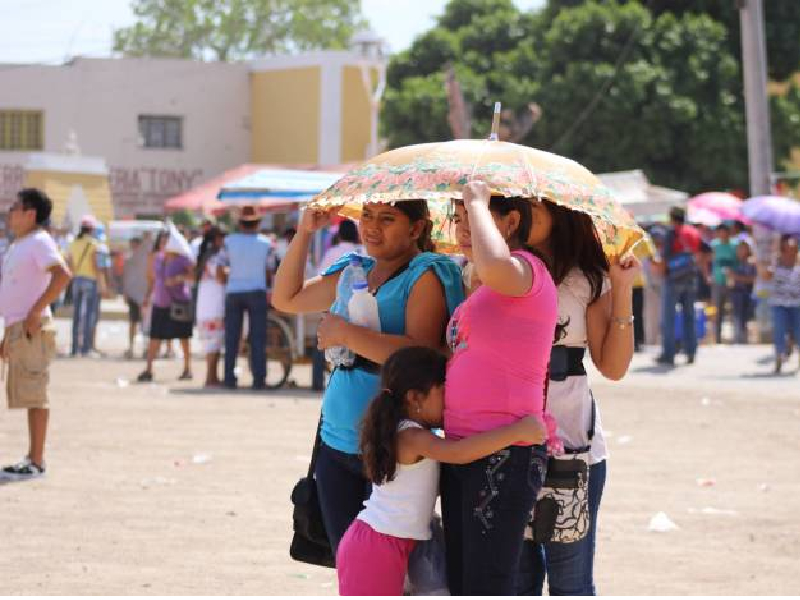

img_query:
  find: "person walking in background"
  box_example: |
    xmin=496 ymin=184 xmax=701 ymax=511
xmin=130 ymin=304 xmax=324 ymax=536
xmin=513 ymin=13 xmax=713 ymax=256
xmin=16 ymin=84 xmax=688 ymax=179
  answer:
xmin=67 ymin=216 xmax=100 ymax=357
xmin=0 ymin=189 xmax=71 ymax=480
xmin=655 ymin=207 xmax=700 ymax=367
xmin=730 ymin=240 xmax=756 ymax=345
xmin=217 ymin=206 xmax=276 ymax=390
xmin=710 ymin=224 xmax=738 ymax=344
xmin=137 ymin=224 xmax=195 ymax=383
xmin=196 ymin=226 xmax=227 ymax=387
xmin=761 ymin=235 xmax=800 ymax=374
xmin=122 ymin=235 xmax=150 ymax=359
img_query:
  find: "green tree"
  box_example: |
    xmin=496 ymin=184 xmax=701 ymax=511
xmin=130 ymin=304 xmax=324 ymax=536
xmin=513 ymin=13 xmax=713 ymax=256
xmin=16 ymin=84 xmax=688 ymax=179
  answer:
xmin=545 ymin=0 xmax=800 ymax=81
xmin=381 ymin=0 xmax=800 ymax=194
xmin=114 ymin=0 xmax=367 ymax=61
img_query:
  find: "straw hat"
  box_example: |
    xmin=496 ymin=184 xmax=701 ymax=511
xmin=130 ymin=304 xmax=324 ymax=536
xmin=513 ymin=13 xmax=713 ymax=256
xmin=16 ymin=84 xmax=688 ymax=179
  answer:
xmin=238 ymin=205 xmax=261 ymax=224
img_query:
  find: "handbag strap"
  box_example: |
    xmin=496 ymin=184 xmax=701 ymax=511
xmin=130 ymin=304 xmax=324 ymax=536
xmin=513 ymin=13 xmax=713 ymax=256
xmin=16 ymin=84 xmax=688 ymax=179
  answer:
xmin=74 ymin=240 xmax=93 ymax=274
xmin=307 ymin=415 xmax=324 ymax=479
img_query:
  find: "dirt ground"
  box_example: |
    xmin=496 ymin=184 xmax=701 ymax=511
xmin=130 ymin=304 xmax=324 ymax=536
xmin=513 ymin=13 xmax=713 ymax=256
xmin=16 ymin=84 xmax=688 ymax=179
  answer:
xmin=1 ymin=323 xmax=799 ymax=595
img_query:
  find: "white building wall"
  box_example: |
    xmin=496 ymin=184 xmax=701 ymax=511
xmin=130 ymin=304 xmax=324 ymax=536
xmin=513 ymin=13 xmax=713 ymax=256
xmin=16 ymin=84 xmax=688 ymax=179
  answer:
xmin=0 ymin=57 xmax=250 ymax=216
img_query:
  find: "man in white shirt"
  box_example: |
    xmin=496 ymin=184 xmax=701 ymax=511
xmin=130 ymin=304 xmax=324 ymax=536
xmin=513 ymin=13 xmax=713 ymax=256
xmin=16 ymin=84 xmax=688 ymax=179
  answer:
xmin=0 ymin=189 xmax=72 ymax=481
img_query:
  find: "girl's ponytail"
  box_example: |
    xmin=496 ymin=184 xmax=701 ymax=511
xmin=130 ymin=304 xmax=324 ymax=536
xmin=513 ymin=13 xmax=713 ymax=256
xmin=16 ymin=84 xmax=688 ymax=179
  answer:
xmin=360 ymin=388 xmax=404 ymax=485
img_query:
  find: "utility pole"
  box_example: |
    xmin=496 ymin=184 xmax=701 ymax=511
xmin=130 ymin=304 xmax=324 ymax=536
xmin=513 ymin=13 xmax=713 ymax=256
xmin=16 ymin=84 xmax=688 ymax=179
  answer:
xmin=738 ymin=0 xmax=776 ymax=341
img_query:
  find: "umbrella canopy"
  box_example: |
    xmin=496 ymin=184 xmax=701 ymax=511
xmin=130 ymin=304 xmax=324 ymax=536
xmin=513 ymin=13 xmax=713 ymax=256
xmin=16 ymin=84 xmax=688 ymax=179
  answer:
xmin=218 ymin=168 xmax=344 ymax=201
xmin=741 ymin=196 xmax=800 ymax=235
xmin=164 ymin=164 xmax=264 ymax=214
xmin=688 ymin=206 xmax=722 ymax=227
xmin=311 ymin=140 xmax=645 ymax=258
xmin=687 ymin=192 xmax=747 ymax=223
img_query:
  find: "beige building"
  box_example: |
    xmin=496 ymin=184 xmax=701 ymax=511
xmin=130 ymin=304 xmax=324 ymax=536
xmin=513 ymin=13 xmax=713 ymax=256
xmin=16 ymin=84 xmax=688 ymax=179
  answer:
xmin=0 ymin=51 xmax=380 ymax=221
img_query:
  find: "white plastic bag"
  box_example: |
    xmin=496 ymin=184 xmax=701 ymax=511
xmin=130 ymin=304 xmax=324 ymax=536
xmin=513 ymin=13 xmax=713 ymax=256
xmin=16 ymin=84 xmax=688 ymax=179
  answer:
xmin=406 ymin=517 xmax=449 ymax=596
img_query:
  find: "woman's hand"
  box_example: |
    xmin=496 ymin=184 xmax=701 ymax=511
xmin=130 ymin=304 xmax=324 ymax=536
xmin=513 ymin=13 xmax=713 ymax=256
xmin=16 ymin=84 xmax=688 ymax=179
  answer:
xmin=514 ymin=415 xmax=547 ymax=445
xmin=316 ymin=313 xmax=350 ymax=350
xmin=609 ymin=255 xmax=642 ymax=290
xmin=462 ymin=181 xmax=492 ymax=210
xmin=300 ymin=206 xmax=339 ymax=234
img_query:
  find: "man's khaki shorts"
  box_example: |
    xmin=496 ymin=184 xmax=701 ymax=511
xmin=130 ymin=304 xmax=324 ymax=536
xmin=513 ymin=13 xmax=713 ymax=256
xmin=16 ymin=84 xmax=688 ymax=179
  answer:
xmin=4 ymin=320 xmax=56 ymax=410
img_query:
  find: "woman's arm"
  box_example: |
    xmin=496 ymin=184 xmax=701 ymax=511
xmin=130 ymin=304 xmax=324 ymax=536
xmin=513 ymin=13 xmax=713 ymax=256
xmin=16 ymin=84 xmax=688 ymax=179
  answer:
xmin=316 ymin=269 xmax=448 ymax=364
xmin=462 ymin=181 xmax=532 ymax=297
xmin=143 ymin=254 xmax=155 ymax=306
xmin=399 ymin=416 xmax=546 ymax=465
xmin=586 ymin=257 xmax=640 ymax=381
xmin=272 ymin=209 xmax=340 ymax=314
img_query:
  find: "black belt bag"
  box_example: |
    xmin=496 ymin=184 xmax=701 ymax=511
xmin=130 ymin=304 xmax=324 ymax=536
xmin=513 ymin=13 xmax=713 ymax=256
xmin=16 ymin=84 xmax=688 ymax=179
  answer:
xmin=548 ymin=346 xmax=587 ymax=382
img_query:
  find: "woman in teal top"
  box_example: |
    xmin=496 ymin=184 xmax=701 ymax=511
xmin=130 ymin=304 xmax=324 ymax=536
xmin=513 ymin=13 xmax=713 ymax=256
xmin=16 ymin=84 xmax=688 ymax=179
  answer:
xmin=273 ymin=200 xmax=464 ymax=554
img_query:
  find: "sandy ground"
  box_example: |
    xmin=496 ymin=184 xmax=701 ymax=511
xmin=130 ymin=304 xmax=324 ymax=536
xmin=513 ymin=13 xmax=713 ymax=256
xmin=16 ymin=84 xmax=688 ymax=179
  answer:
xmin=1 ymin=320 xmax=799 ymax=595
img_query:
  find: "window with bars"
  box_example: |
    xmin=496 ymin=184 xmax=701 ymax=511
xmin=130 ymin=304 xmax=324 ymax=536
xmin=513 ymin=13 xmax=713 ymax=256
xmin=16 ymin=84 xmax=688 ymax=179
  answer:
xmin=138 ymin=115 xmax=183 ymax=150
xmin=0 ymin=110 xmax=44 ymax=151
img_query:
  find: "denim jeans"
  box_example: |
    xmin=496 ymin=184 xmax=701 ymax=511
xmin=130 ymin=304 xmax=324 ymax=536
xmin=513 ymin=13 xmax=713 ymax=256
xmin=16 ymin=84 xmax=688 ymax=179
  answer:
xmin=71 ymin=276 xmax=98 ymax=356
xmin=661 ymin=279 xmax=697 ymax=361
xmin=711 ymin=284 xmax=730 ymax=344
xmin=441 ymin=444 xmax=547 ymax=596
xmin=314 ymin=442 xmax=371 ymax=558
xmin=731 ymin=291 xmax=753 ymax=344
xmin=517 ymin=460 xmax=607 ymax=596
xmin=771 ymin=305 xmax=800 ymax=356
xmin=224 ymin=291 xmax=268 ymax=388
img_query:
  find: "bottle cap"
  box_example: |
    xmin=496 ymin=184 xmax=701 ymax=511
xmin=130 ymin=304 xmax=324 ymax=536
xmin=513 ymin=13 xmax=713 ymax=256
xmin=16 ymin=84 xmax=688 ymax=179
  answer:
xmin=349 ymin=255 xmax=362 ymax=266
xmin=353 ymin=281 xmax=368 ymax=291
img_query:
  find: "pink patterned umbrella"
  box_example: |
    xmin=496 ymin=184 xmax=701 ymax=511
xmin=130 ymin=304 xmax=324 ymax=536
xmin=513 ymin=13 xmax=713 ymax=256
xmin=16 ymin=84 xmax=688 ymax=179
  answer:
xmin=687 ymin=192 xmax=749 ymax=224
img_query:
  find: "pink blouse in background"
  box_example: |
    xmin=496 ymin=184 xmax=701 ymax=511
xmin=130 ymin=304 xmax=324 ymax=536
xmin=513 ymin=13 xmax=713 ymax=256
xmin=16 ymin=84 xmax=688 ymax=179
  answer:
xmin=444 ymin=251 xmax=558 ymax=441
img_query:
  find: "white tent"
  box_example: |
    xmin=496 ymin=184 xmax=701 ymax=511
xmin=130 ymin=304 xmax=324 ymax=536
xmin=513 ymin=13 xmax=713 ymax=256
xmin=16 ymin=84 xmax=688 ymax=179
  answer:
xmin=598 ymin=170 xmax=688 ymax=221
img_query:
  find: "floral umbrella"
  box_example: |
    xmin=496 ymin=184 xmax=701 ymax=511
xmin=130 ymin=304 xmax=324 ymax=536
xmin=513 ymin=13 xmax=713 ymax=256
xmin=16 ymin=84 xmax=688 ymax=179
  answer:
xmin=310 ymin=139 xmax=648 ymax=259
xmin=687 ymin=192 xmax=748 ymax=224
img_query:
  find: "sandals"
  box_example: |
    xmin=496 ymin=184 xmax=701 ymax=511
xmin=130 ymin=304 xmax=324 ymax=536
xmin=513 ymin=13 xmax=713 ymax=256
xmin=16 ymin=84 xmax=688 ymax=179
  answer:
xmin=178 ymin=370 xmax=193 ymax=381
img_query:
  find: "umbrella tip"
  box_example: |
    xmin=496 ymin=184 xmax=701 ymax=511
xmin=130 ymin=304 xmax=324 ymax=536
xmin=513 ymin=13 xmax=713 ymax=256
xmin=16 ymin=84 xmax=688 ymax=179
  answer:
xmin=489 ymin=101 xmax=502 ymax=141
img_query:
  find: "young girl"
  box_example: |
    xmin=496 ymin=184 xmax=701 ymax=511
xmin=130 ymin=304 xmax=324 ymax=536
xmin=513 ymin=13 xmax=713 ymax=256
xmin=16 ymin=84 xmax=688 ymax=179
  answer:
xmin=336 ymin=346 xmax=547 ymax=596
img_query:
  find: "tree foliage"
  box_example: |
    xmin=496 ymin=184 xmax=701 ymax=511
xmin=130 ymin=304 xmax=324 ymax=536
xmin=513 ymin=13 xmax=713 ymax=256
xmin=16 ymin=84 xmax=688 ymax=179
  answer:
xmin=381 ymin=0 xmax=800 ymax=194
xmin=114 ymin=0 xmax=366 ymax=61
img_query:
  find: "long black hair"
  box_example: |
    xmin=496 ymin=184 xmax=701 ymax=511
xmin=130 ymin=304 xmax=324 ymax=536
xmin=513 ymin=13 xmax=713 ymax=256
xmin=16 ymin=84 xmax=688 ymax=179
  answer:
xmin=196 ymin=225 xmax=224 ymax=285
xmin=395 ymin=200 xmax=435 ymax=253
xmin=360 ymin=346 xmax=447 ymax=485
xmin=152 ymin=230 xmax=168 ymax=253
xmin=540 ymin=200 xmax=609 ymax=303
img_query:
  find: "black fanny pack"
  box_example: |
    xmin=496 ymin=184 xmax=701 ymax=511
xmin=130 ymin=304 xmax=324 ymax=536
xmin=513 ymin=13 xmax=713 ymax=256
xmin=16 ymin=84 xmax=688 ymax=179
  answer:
xmin=335 ymin=354 xmax=380 ymax=375
xmin=549 ymin=346 xmax=586 ymax=382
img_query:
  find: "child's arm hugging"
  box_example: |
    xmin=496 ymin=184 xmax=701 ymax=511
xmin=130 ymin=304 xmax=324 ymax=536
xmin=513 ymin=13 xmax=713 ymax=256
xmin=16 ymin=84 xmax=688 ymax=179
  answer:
xmin=398 ymin=416 xmax=547 ymax=465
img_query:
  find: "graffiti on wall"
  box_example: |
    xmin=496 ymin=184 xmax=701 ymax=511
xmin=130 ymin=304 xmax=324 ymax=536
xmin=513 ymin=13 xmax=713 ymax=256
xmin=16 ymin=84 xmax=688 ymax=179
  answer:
xmin=0 ymin=164 xmax=204 ymax=216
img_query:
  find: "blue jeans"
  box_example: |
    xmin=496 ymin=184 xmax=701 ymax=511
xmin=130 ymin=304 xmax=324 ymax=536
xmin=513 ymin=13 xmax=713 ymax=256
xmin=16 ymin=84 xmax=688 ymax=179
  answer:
xmin=661 ymin=280 xmax=697 ymax=361
xmin=441 ymin=444 xmax=547 ymax=595
xmin=771 ymin=305 xmax=800 ymax=356
xmin=71 ymin=276 xmax=98 ymax=356
xmin=314 ymin=442 xmax=370 ymax=559
xmin=518 ymin=460 xmax=607 ymax=596
xmin=224 ymin=291 xmax=268 ymax=388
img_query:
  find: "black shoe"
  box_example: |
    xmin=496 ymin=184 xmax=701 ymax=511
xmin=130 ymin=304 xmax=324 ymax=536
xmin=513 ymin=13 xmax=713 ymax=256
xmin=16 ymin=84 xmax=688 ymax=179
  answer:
xmin=655 ymin=355 xmax=675 ymax=367
xmin=178 ymin=370 xmax=193 ymax=381
xmin=136 ymin=370 xmax=153 ymax=383
xmin=223 ymin=381 xmax=238 ymax=390
xmin=687 ymin=354 xmax=696 ymax=365
xmin=252 ymin=382 xmax=267 ymax=392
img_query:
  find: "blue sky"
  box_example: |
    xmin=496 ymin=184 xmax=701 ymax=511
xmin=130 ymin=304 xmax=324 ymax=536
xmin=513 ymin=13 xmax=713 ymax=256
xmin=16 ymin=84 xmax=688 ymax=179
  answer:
xmin=0 ymin=0 xmax=545 ymax=64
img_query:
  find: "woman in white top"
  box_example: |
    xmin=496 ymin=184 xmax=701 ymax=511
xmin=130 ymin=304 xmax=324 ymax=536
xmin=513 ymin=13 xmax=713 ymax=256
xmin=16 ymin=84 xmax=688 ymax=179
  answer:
xmin=517 ymin=199 xmax=641 ymax=596
xmin=195 ymin=226 xmax=226 ymax=386
xmin=761 ymin=234 xmax=800 ymax=373
xmin=336 ymin=346 xmax=546 ymax=596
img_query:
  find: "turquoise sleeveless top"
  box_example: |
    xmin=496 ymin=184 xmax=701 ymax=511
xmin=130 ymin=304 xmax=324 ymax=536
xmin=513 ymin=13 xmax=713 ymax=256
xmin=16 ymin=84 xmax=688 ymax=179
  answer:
xmin=321 ymin=252 xmax=465 ymax=454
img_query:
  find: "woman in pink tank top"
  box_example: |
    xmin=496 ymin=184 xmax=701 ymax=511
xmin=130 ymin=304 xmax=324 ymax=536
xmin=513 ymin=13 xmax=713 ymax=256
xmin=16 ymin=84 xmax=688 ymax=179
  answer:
xmin=440 ymin=181 xmax=558 ymax=595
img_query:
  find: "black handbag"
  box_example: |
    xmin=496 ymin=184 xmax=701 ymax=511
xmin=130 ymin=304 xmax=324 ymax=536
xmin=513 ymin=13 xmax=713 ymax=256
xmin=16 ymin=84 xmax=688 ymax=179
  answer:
xmin=289 ymin=418 xmax=335 ymax=568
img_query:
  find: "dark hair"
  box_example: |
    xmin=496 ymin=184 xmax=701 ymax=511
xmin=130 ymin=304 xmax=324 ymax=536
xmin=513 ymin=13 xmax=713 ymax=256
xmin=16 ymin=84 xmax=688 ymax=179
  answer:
xmin=78 ymin=225 xmax=93 ymax=239
xmin=18 ymin=188 xmax=52 ymax=226
xmin=540 ymin=200 xmax=609 ymax=302
xmin=338 ymin=219 xmax=359 ymax=244
xmin=360 ymin=346 xmax=447 ymax=485
xmin=196 ymin=226 xmax=224 ymax=285
xmin=488 ymin=196 xmax=532 ymax=249
xmin=395 ymin=200 xmax=435 ymax=252
xmin=780 ymin=234 xmax=798 ymax=250
xmin=670 ymin=206 xmax=686 ymax=225
xmin=717 ymin=223 xmax=730 ymax=233
xmin=152 ymin=230 xmax=168 ymax=253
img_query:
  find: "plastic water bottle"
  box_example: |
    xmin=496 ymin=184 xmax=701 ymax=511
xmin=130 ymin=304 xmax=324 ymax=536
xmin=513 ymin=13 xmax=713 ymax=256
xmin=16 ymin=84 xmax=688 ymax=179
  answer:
xmin=348 ymin=267 xmax=381 ymax=333
xmin=324 ymin=256 xmax=366 ymax=367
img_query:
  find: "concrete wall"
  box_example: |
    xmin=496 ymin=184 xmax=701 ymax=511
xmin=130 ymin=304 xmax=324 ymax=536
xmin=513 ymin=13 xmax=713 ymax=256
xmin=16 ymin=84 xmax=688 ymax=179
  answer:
xmin=0 ymin=57 xmax=250 ymax=217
